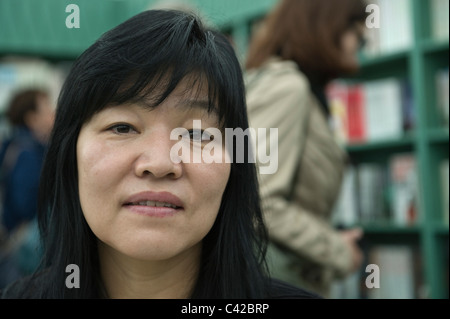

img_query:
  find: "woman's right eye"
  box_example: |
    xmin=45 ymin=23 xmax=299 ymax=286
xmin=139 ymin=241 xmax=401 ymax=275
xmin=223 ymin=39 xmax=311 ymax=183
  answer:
xmin=109 ymin=124 xmax=138 ymax=135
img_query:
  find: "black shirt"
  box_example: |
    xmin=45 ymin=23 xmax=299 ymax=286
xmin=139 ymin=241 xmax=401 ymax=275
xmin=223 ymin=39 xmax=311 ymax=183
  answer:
xmin=1 ymin=270 xmax=322 ymax=299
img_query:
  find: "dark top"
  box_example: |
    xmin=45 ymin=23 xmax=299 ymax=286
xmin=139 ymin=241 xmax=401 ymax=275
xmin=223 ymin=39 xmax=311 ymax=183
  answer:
xmin=0 ymin=270 xmax=323 ymax=299
xmin=0 ymin=126 xmax=46 ymax=233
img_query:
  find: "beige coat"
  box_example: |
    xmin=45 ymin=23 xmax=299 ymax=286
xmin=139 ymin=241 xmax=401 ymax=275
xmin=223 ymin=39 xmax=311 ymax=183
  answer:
xmin=245 ymin=57 xmax=353 ymax=297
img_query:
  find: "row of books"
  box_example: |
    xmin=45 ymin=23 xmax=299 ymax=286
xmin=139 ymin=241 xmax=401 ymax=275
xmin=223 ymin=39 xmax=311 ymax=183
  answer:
xmin=363 ymin=0 xmax=413 ymax=56
xmin=326 ymin=78 xmax=414 ymax=146
xmin=363 ymin=0 xmax=449 ymax=57
xmin=332 ymin=153 xmax=419 ymax=227
xmin=331 ymin=244 xmax=424 ymax=299
xmin=333 ymin=155 xmax=449 ymax=227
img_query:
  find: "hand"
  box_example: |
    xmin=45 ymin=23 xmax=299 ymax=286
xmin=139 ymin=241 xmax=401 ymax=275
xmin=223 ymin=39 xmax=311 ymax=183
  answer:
xmin=340 ymin=228 xmax=364 ymax=272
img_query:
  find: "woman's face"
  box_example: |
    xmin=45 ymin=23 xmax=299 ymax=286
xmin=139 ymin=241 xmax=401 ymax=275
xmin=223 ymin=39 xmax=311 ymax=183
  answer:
xmin=76 ymin=79 xmax=231 ymax=261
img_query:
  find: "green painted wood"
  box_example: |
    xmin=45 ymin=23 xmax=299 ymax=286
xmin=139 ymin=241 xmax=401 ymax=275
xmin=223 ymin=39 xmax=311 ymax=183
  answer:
xmin=411 ymin=0 xmax=447 ymax=299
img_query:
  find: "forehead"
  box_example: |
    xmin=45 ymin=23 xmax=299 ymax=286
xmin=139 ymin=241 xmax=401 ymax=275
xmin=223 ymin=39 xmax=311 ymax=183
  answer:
xmin=112 ymin=74 xmax=219 ymax=116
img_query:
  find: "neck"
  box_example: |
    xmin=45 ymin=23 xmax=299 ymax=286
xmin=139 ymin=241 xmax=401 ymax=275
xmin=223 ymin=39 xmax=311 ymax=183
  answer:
xmin=98 ymin=241 xmax=201 ymax=299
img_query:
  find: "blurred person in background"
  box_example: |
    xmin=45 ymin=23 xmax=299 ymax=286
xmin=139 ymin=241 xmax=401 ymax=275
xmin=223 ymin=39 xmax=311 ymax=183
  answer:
xmin=244 ymin=0 xmax=368 ymax=298
xmin=0 ymin=88 xmax=54 ymax=288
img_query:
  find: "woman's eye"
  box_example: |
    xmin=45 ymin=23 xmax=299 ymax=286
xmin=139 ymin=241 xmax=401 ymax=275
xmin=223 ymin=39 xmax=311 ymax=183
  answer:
xmin=109 ymin=124 xmax=137 ymax=135
xmin=188 ymin=129 xmax=213 ymax=142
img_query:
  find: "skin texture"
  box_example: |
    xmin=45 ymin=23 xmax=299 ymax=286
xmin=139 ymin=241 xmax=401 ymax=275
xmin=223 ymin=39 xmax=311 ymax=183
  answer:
xmin=76 ymin=79 xmax=231 ymax=298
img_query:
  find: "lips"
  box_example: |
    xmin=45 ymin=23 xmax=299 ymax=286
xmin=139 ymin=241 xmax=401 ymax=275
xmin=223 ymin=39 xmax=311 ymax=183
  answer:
xmin=123 ymin=191 xmax=184 ymax=216
xmin=127 ymin=200 xmax=178 ymax=209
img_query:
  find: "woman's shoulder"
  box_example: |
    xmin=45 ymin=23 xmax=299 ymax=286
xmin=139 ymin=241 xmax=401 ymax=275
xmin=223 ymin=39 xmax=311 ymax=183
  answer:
xmin=266 ymin=278 xmax=324 ymax=299
xmin=245 ymin=57 xmax=310 ymax=93
xmin=0 ymin=269 xmax=49 ymax=299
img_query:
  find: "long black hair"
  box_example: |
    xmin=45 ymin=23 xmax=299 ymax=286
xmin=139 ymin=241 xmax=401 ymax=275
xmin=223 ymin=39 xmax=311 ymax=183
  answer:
xmin=36 ymin=9 xmax=269 ymax=298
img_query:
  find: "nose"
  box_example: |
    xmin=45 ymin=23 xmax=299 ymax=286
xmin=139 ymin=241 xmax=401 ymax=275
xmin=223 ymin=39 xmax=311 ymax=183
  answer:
xmin=134 ymin=131 xmax=183 ymax=179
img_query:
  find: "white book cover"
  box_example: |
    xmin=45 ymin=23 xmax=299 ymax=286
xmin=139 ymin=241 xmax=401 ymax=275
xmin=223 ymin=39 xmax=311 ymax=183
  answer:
xmin=363 ymin=0 xmax=381 ymax=57
xmin=363 ymin=78 xmax=403 ymax=141
xmin=389 ymin=154 xmax=418 ymax=226
xmin=378 ymin=0 xmax=394 ymax=53
xmin=378 ymin=0 xmax=413 ymax=53
xmin=431 ymin=0 xmax=450 ymax=41
xmin=368 ymin=245 xmax=415 ymax=299
xmin=332 ymin=165 xmax=358 ymax=227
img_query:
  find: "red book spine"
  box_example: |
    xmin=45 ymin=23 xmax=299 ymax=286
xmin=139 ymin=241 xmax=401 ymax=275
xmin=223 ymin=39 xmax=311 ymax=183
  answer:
xmin=347 ymin=85 xmax=366 ymax=143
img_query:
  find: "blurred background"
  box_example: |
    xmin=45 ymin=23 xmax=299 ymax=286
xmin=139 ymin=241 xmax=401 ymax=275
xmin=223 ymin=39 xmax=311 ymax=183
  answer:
xmin=0 ymin=0 xmax=448 ymax=299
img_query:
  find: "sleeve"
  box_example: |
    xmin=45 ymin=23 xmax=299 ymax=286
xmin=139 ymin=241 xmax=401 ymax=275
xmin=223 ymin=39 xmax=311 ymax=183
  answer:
xmin=247 ymin=71 xmax=353 ymax=277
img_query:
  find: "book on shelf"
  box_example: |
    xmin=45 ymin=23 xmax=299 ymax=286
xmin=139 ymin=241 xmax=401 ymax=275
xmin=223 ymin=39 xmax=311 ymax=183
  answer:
xmin=436 ymin=68 xmax=449 ymax=127
xmin=441 ymin=159 xmax=449 ymax=225
xmin=327 ymin=78 xmax=414 ymax=145
xmin=366 ymin=245 xmax=417 ymax=299
xmin=389 ymin=153 xmax=419 ymax=226
xmin=332 ymin=153 xmax=418 ymax=227
xmin=332 ymin=165 xmax=358 ymax=227
xmin=363 ymin=78 xmax=405 ymax=141
xmin=327 ymin=81 xmax=349 ymax=146
xmin=331 ymin=244 xmax=424 ymax=299
xmin=362 ymin=0 xmax=413 ymax=57
xmin=332 ymin=163 xmax=389 ymax=226
xmin=430 ymin=0 xmax=450 ymax=41
xmin=357 ymin=163 xmax=387 ymax=224
xmin=330 ymin=271 xmax=361 ymax=299
xmin=347 ymin=84 xmax=366 ymax=144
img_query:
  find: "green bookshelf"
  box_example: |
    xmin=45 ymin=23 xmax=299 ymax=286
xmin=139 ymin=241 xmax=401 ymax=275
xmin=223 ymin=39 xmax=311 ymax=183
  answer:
xmin=220 ymin=0 xmax=449 ymax=299
xmin=0 ymin=0 xmax=448 ymax=299
xmin=352 ymin=0 xmax=448 ymax=299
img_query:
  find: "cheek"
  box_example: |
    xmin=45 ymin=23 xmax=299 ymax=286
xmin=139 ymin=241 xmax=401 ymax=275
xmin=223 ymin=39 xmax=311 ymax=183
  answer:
xmin=192 ymin=162 xmax=231 ymax=210
xmin=76 ymin=137 xmax=130 ymax=219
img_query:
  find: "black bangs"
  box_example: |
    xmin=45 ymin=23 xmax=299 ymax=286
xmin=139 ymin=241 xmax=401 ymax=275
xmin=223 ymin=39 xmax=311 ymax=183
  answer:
xmin=68 ymin=9 xmax=244 ymax=130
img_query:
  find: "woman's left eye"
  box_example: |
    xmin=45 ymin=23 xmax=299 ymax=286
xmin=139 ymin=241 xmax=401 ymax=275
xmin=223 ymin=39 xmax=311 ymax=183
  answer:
xmin=109 ymin=124 xmax=138 ymax=135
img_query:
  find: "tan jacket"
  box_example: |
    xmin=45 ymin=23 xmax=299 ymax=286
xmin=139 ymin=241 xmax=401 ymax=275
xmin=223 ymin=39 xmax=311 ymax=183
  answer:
xmin=245 ymin=57 xmax=353 ymax=297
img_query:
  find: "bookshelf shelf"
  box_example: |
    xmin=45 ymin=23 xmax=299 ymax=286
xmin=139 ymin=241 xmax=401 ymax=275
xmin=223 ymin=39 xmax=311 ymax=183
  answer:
xmin=345 ymin=136 xmax=416 ymax=153
xmin=359 ymin=50 xmax=410 ymax=69
xmin=355 ymin=51 xmax=410 ymax=81
xmin=421 ymin=40 xmax=450 ymax=55
xmin=427 ymin=128 xmax=449 ymax=144
xmin=432 ymin=223 xmax=450 ymax=236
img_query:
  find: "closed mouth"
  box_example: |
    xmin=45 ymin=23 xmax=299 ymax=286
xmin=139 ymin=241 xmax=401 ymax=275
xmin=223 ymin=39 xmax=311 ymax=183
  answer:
xmin=124 ymin=201 xmax=180 ymax=209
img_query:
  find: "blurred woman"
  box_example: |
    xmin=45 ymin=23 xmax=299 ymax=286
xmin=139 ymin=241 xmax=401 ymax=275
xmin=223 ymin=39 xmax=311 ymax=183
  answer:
xmin=0 ymin=89 xmax=54 ymax=288
xmin=245 ymin=0 xmax=368 ymax=297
